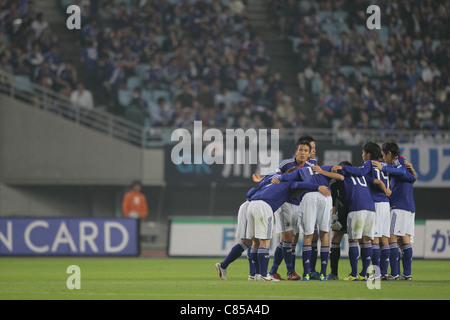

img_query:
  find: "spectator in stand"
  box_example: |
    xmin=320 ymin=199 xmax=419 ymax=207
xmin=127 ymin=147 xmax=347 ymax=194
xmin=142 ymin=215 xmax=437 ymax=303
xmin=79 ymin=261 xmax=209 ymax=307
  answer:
xmin=70 ymin=81 xmax=94 ymax=114
xmin=152 ymin=97 xmax=174 ymax=127
xmin=371 ymin=45 xmax=393 ymax=78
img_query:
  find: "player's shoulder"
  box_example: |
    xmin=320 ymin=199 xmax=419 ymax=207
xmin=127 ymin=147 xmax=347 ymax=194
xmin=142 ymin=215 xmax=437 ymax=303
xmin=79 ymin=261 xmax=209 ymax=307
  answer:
xmin=278 ymin=157 xmax=297 ymax=171
xmin=393 ymin=156 xmax=407 ymax=168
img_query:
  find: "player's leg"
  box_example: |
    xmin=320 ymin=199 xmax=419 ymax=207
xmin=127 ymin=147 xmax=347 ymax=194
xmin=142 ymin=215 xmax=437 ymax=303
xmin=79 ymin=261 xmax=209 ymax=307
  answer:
xmin=253 ymin=202 xmax=278 ymax=281
xmin=359 ymin=211 xmax=374 ymax=279
xmin=250 ymin=239 xmax=260 ymax=279
xmin=399 ymin=211 xmax=414 ymax=280
xmin=299 ymin=193 xmax=317 ymax=281
xmin=388 ymin=209 xmax=403 ymax=279
xmin=345 ymin=211 xmax=362 ymax=280
xmin=215 ymin=201 xmax=251 ymax=280
xmin=400 ymin=234 xmax=413 ymax=280
xmin=379 ymin=235 xmax=390 ymax=279
xmin=310 ymin=229 xmax=320 ymax=279
xmin=328 ymin=230 xmax=345 ymax=280
xmin=269 ymin=208 xmax=285 ymax=279
xmin=316 ymin=194 xmax=332 ymax=280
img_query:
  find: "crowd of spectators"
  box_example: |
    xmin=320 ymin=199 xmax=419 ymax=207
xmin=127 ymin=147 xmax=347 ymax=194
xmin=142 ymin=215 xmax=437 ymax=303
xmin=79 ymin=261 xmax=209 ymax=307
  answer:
xmin=269 ymin=0 xmax=449 ymax=143
xmin=74 ymin=0 xmax=298 ymax=130
xmin=1 ymin=0 xmax=449 ymax=144
xmin=0 ymin=0 xmax=81 ymax=98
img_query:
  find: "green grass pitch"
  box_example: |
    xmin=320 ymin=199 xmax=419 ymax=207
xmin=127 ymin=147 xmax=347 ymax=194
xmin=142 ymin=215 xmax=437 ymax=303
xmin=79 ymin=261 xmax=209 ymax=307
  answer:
xmin=0 ymin=257 xmax=449 ymax=300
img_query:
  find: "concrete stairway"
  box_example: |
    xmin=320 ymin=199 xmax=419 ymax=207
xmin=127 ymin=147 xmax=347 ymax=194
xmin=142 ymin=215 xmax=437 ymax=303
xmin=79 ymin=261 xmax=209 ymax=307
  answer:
xmin=245 ymin=0 xmax=301 ymax=107
xmin=35 ymin=1 xmax=81 ymax=70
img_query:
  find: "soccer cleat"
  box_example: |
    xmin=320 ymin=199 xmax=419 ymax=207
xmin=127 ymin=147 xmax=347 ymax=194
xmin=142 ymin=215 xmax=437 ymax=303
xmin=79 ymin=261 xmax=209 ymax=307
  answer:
xmin=214 ymin=262 xmax=227 ymax=280
xmin=358 ymin=274 xmax=367 ymax=281
xmin=270 ymin=273 xmax=285 ymax=280
xmin=384 ymin=274 xmax=400 ymax=280
xmin=310 ymin=271 xmax=321 ymax=280
xmin=256 ymin=274 xmax=280 ymax=281
xmin=301 ymin=274 xmax=310 ymax=281
xmin=368 ymin=274 xmax=381 ymax=281
xmin=287 ymin=271 xmax=301 ymax=280
xmin=326 ymin=274 xmax=339 ymax=280
xmin=319 ymin=274 xmax=327 ymax=281
xmin=248 ymin=275 xmax=256 ymax=281
xmin=343 ymin=274 xmax=359 ymax=281
xmin=399 ymin=274 xmax=412 ymax=280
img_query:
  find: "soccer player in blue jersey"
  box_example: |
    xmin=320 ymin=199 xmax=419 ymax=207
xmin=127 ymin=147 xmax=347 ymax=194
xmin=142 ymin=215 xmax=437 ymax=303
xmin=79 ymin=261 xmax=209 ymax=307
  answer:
xmin=246 ymin=170 xmax=331 ymax=281
xmin=333 ymin=142 xmax=392 ymax=279
xmin=331 ymin=161 xmax=376 ymax=281
xmin=268 ymin=140 xmax=312 ymax=280
xmin=372 ymin=141 xmax=417 ymax=280
xmin=326 ymin=161 xmax=352 ymax=280
xmin=215 ymin=171 xmax=282 ymax=280
xmin=274 ymin=165 xmax=344 ymax=281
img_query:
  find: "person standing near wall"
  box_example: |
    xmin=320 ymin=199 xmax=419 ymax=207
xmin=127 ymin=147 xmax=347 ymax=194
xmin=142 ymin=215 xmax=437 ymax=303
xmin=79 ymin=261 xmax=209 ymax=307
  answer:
xmin=122 ymin=180 xmax=148 ymax=220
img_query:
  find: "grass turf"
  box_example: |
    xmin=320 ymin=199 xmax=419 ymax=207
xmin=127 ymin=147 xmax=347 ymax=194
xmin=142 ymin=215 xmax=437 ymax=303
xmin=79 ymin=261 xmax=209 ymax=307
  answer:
xmin=0 ymin=257 xmax=449 ymax=300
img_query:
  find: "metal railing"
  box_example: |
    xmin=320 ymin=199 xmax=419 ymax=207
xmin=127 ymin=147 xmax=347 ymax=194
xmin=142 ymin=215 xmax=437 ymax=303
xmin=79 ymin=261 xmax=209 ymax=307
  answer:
xmin=1 ymin=69 xmax=448 ymax=147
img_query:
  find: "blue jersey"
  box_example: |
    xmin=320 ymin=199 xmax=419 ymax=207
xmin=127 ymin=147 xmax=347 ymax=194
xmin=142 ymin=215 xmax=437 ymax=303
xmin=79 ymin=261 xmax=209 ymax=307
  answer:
xmin=249 ymin=178 xmax=320 ymax=212
xmin=341 ymin=160 xmax=390 ymax=203
xmin=278 ymin=166 xmax=333 ymax=204
xmin=276 ymin=157 xmax=315 ymax=174
xmin=338 ymin=168 xmax=375 ymax=213
xmin=382 ymin=156 xmax=416 ymax=212
xmin=246 ymin=172 xmax=281 ymax=200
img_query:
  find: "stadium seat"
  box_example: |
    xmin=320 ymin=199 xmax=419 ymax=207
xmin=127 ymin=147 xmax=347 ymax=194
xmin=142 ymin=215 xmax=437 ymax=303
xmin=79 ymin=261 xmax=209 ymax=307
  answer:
xmin=317 ymin=10 xmax=332 ymax=24
xmin=361 ymin=66 xmax=373 ymax=76
xmin=237 ymin=78 xmax=249 ymax=93
xmin=151 ymin=89 xmax=171 ymax=103
xmin=13 ymin=75 xmax=33 ymax=94
xmin=333 ymin=11 xmax=349 ymax=22
xmin=291 ymin=37 xmax=302 ymax=54
xmin=412 ymin=39 xmax=423 ymax=51
xmin=228 ymin=91 xmax=242 ymax=105
xmin=126 ymin=76 xmax=141 ymax=90
xmin=338 ymin=65 xmax=355 ymax=78
xmin=118 ymin=89 xmax=132 ymax=107
xmin=134 ymin=63 xmax=148 ymax=79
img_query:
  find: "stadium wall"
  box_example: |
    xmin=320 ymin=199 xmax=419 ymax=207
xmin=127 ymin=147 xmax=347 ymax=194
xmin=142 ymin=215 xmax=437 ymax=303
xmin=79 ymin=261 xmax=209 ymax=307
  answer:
xmin=168 ymin=218 xmax=450 ymax=259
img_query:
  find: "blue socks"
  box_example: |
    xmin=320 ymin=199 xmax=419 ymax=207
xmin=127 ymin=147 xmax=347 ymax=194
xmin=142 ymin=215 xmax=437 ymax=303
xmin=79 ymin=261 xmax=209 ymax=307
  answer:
xmin=389 ymin=242 xmax=400 ymax=277
xmin=380 ymin=245 xmax=390 ymax=276
xmin=257 ymin=248 xmax=270 ymax=277
xmin=221 ymin=241 xmax=249 ymax=269
xmin=320 ymin=246 xmax=329 ymax=276
xmin=269 ymin=243 xmax=283 ymax=275
xmin=302 ymin=245 xmax=312 ymax=277
xmin=282 ymin=242 xmax=294 ymax=274
xmin=247 ymin=247 xmax=256 ymax=276
xmin=372 ymin=243 xmax=380 ymax=268
xmin=311 ymin=241 xmax=318 ymax=273
xmin=360 ymin=243 xmax=373 ymax=277
xmin=348 ymin=241 xmax=359 ymax=277
xmin=250 ymin=248 xmax=259 ymax=276
xmin=402 ymin=244 xmax=413 ymax=276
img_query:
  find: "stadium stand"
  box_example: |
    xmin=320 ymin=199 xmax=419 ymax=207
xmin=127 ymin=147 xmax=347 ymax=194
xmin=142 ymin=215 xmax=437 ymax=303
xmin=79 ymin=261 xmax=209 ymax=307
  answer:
xmin=270 ymin=0 xmax=449 ymax=142
xmin=1 ymin=0 xmax=449 ymax=144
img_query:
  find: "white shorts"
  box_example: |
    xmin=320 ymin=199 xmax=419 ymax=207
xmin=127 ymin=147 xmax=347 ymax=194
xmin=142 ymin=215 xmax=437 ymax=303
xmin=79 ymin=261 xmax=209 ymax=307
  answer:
xmin=297 ymin=192 xmax=332 ymax=235
xmin=374 ymin=202 xmax=391 ymax=238
xmin=347 ymin=210 xmax=375 ymax=240
xmin=275 ymin=202 xmax=295 ymax=234
xmin=247 ymin=200 xmax=274 ymax=240
xmin=390 ymin=209 xmax=415 ymax=237
xmin=235 ymin=201 xmax=251 ymax=239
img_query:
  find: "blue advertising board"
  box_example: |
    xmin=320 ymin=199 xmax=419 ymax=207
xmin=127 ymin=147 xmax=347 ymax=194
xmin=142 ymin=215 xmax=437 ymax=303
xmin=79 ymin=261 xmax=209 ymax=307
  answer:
xmin=0 ymin=218 xmax=139 ymax=256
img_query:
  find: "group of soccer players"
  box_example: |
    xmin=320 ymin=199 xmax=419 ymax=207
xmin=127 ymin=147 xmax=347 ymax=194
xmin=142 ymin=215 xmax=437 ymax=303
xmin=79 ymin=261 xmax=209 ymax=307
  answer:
xmin=215 ymin=135 xmax=417 ymax=281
